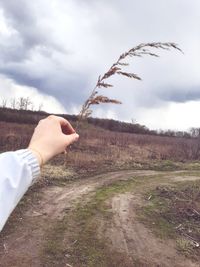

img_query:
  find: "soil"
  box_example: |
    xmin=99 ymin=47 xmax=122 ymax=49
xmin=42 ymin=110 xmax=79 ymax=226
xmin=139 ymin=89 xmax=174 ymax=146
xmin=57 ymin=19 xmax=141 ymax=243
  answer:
xmin=170 ymin=176 xmax=200 ymax=182
xmin=105 ymin=193 xmax=198 ymax=267
xmin=0 ymin=170 xmax=200 ymax=267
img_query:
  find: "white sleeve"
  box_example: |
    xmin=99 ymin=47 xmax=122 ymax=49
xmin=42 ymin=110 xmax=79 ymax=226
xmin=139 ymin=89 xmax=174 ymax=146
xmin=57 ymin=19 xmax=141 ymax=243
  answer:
xmin=0 ymin=149 xmax=40 ymax=232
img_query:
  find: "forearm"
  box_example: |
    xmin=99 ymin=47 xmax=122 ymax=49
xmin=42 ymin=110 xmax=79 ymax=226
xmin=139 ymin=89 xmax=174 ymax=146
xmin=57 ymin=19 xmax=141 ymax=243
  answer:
xmin=0 ymin=115 xmax=78 ymax=232
xmin=0 ymin=149 xmax=40 ymax=231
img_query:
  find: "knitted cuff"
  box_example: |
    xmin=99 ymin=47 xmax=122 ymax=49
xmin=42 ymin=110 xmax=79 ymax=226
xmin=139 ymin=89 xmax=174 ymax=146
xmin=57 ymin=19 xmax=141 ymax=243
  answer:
xmin=16 ymin=149 xmax=40 ymax=182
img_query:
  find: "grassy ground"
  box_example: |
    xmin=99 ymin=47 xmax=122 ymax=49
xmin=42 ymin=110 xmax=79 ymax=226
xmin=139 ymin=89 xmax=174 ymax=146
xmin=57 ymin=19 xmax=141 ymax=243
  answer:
xmin=139 ymin=180 xmax=200 ymax=260
xmin=40 ymin=171 xmax=200 ymax=266
xmin=1 ymin=164 xmax=200 ymax=266
xmin=41 ymin=177 xmax=139 ymax=266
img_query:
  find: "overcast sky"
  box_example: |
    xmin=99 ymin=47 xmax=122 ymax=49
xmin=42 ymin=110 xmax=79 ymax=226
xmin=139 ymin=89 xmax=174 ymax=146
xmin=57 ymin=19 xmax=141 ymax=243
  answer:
xmin=0 ymin=0 xmax=200 ymax=130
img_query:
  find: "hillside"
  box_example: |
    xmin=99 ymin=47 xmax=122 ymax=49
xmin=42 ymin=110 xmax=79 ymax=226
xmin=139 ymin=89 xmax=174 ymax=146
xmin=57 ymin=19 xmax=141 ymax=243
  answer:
xmin=1 ymin=107 xmax=200 ymax=177
xmin=1 ymin=107 xmax=200 ymax=267
xmin=0 ymin=107 xmax=192 ymax=137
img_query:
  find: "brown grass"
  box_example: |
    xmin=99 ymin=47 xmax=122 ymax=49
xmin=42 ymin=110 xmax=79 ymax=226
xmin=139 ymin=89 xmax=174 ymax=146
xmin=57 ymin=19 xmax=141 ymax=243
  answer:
xmin=2 ymin=120 xmax=200 ymax=177
xmin=77 ymin=42 xmax=182 ymax=123
xmin=141 ymin=182 xmax=200 ymax=260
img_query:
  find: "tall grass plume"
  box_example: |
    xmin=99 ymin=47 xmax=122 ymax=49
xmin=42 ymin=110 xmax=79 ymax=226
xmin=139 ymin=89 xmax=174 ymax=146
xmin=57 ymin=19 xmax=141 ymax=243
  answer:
xmin=77 ymin=42 xmax=182 ymax=124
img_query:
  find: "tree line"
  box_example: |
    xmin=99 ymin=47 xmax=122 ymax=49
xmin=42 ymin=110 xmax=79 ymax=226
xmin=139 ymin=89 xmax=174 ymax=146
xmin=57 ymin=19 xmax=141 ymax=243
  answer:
xmin=1 ymin=97 xmax=43 ymax=112
xmin=0 ymin=98 xmax=200 ymax=138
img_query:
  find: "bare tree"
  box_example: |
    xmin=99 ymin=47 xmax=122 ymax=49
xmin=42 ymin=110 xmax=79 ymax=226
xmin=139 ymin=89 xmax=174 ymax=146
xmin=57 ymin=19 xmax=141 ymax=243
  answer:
xmin=10 ymin=98 xmax=17 ymax=109
xmin=38 ymin=103 xmax=43 ymax=111
xmin=24 ymin=97 xmax=31 ymax=110
xmin=1 ymin=99 xmax=7 ymax=108
xmin=30 ymin=103 xmax=35 ymax=111
xmin=190 ymin=128 xmax=200 ymax=138
xmin=17 ymin=97 xmax=25 ymax=110
xmin=17 ymin=97 xmax=32 ymax=110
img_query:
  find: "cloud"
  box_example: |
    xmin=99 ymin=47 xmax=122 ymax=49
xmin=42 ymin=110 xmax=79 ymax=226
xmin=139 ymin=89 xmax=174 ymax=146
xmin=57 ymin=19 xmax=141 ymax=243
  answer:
xmin=0 ymin=1 xmax=66 ymax=56
xmin=0 ymin=75 xmax=67 ymax=113
xmin=137 ymin=100 xmax=200 ymax=131
xmin=0 ymin=0 xmax=200 ymax=130
xmin=156 ymin=86 xmax=200 ymax=103
xmin=0 ymin=1 xmax=87 ymax=103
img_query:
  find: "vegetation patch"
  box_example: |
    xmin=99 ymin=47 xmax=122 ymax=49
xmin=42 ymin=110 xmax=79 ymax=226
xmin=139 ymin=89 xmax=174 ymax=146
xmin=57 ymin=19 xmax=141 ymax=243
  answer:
xmin=41 ymin=164 xmax=76 ymax=186
xmin=184 ymin=162 xmax=200 ymax=171
xmin=41 ymin=177 xmax=140 ymax=266
xmin=151 ymin=160 xmax=183 ymax=171
xmin=139 ymin=181 xmax=200 ymax=260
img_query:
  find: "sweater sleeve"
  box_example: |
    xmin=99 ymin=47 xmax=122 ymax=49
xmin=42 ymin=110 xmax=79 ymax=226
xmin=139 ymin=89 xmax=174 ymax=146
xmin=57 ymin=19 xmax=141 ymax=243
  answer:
xmin=0 ymin=149 xmax=40 ymax=232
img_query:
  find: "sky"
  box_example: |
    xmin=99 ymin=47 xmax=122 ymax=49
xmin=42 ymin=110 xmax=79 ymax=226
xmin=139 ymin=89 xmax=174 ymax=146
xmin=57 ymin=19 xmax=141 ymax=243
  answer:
xmin=0 ymin=0 xmax=200 ymax=130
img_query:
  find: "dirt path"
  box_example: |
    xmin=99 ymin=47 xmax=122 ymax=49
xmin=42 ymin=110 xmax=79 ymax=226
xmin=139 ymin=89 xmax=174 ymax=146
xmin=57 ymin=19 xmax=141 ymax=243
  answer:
xmin=106 ymin=193 xmax=198 ymax=267
xmin=32 ymin=170 xmax=158 ymax=219
xmin=0 ymin=169 xmax=200 ymax=267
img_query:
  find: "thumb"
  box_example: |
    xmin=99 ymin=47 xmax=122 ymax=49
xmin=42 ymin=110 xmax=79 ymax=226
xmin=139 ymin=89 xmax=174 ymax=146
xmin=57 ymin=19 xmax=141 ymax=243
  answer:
xmin=64 ymin=133 xmax=79 ymax=146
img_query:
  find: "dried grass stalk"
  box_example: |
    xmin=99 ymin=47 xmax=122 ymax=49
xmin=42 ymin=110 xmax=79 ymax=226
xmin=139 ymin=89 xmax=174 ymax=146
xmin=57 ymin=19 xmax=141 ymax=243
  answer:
xmin=77 ymin=42 xmax=182 ymax=125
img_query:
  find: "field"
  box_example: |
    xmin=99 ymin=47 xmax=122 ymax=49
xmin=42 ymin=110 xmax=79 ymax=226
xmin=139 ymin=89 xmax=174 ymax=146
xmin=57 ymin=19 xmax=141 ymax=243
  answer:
xmin=0 ymin=109 xmax=200 ymax=267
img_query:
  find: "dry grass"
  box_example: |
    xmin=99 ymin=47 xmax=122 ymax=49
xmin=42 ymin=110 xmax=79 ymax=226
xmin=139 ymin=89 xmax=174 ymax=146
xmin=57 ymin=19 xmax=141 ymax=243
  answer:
xmin=140 ymin=181 xmax=200 ymax=260
xmin=1 ymin=119 xmax=200 ymax=176
xmin=0 ymin=121 xmax=34 ymax=151
xmin=77 ymin=42 xmax=182 ymax=122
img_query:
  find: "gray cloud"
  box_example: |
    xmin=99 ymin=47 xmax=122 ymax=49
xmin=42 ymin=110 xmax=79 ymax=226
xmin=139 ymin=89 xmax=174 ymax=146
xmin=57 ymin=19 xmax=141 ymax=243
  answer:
xmin=0 ymin=0 xmax=89 ymax=105
xmin=0 ymin=1 xmax=66 ymax=55
xmin=157 ymin=86 xmax=200 ymax=103
xmin=0 ymin=0 xmax=200 ymax=121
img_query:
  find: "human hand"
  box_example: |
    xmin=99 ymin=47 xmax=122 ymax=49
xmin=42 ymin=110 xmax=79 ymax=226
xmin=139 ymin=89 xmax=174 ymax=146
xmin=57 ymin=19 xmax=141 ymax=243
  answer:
xmin=28 ymin=115 xmax=79 ymax=166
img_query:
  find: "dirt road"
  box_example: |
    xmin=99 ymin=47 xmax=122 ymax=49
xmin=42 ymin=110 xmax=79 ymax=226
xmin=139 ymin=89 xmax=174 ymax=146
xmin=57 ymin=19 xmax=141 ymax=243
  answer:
xmin=0 ymin=169 xmax=199 ymax=267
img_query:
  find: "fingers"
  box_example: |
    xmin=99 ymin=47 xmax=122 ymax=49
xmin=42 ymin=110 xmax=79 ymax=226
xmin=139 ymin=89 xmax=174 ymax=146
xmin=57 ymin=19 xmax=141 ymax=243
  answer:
xmin=47 ymin=115 xmax=79 ymax=146
xmin=61 ymin=121 xmax=76 ymax=135
xmin=48 ymin=115 xmax=76 ymax=134
xmin=64 ymin=133 xmax=79 ymax=146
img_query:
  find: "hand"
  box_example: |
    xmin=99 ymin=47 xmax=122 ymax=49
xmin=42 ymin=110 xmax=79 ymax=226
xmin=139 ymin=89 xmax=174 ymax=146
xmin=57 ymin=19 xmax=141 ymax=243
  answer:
xmin=28 ymin=115 xmax=79 ymax=166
